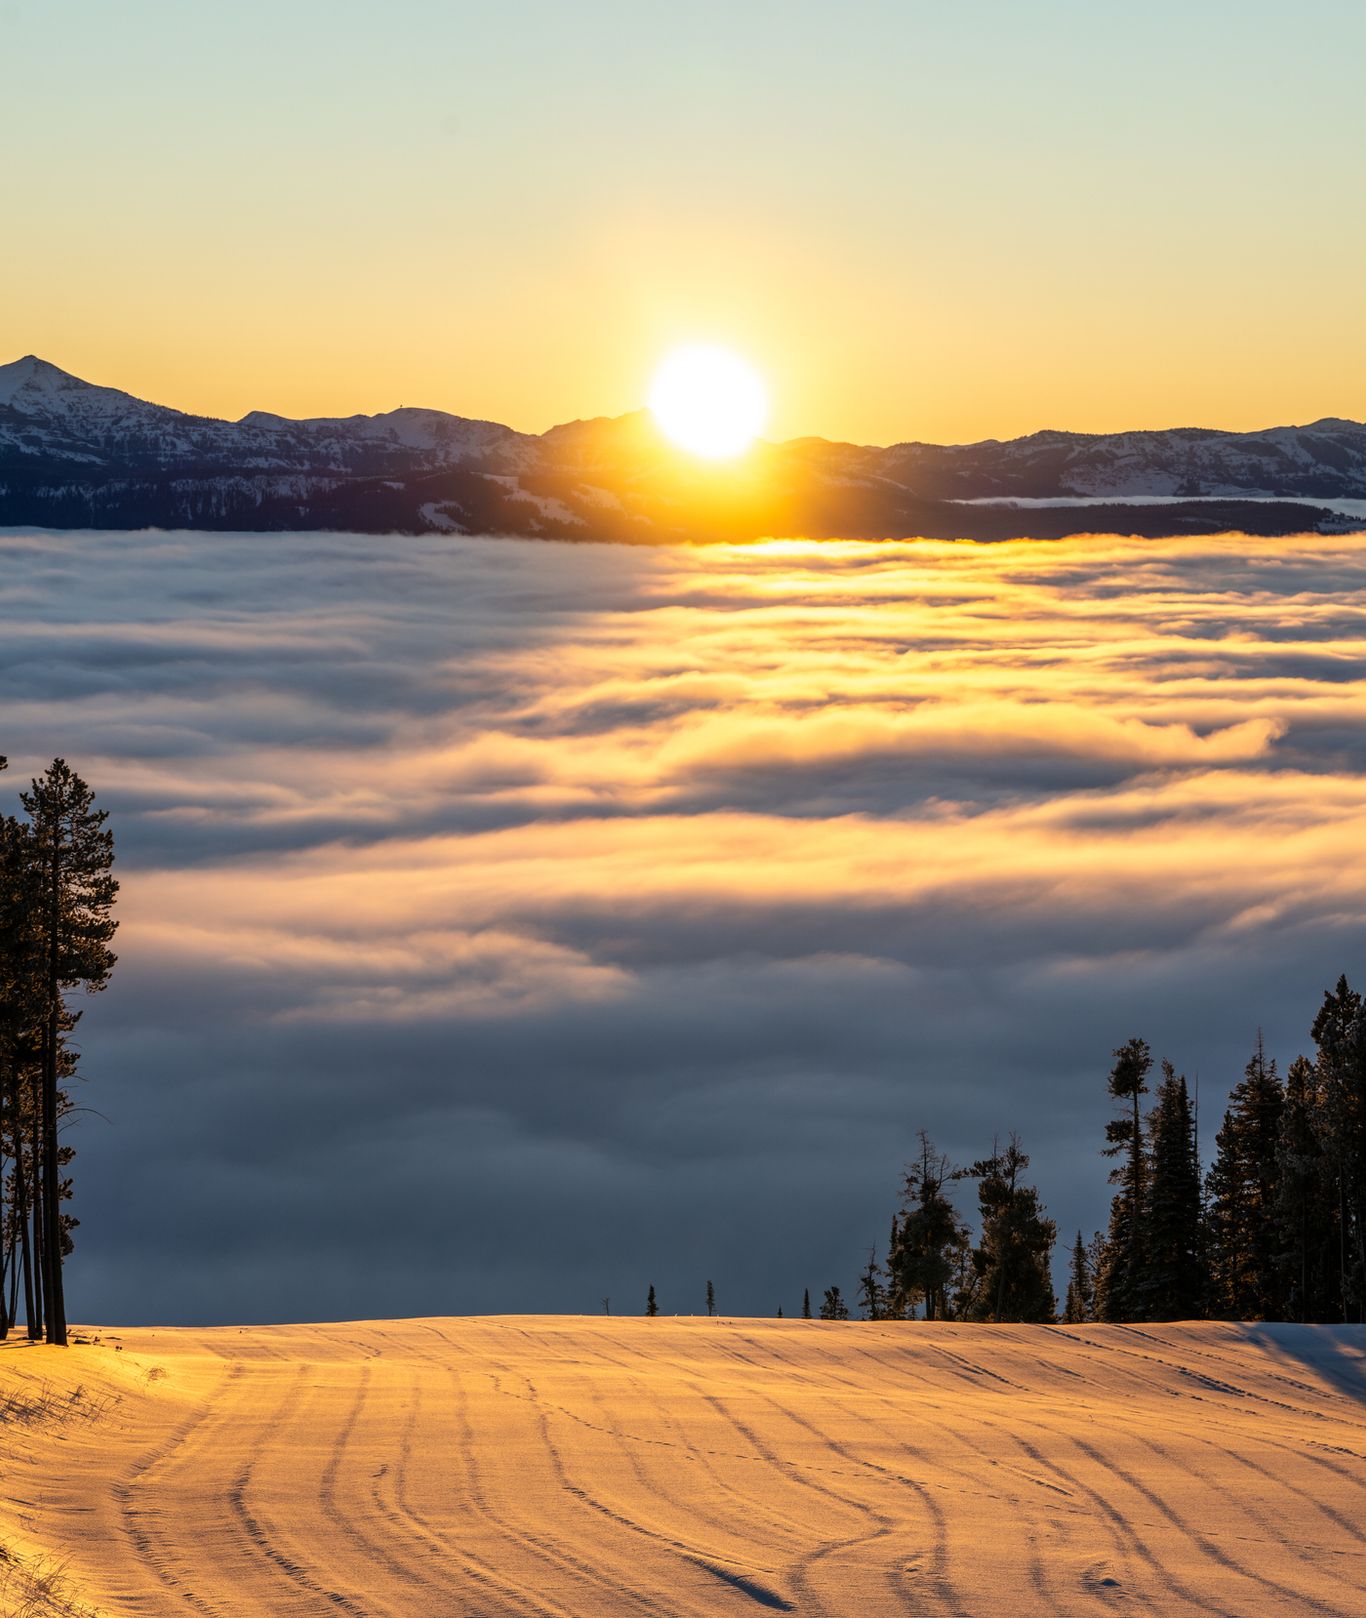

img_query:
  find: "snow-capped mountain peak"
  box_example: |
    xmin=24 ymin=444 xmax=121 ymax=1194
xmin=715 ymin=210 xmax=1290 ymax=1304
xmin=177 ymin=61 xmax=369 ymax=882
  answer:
xmin=0 ymin=354 xmax=135 ymax=413
xmin=2 ymin=355 xmax=1363 ymax=540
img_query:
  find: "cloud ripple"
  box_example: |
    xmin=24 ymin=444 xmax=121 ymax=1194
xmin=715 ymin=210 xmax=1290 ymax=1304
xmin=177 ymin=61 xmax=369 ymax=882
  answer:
xmin=3 ymin=528 xmax=1365 ymax=1322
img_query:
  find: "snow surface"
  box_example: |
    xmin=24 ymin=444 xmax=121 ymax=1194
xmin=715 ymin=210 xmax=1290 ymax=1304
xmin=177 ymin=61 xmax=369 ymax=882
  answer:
xmin=0 ymin=354 xmax=178 ymax=425
xmin=481 ymin=472 xmax=589 ymax=526
xmin=418 ymin=500 xmax=463 ymax=532
xmin=0 ymin=354 xmax=67 ymax=406
xmin=0 ymin=356 xmax=540 ymax=478
xmin=953 ymin=494 xmax=1366 ymax=521
xmin=1 ymin=1316 xmax=1362 ymax=1616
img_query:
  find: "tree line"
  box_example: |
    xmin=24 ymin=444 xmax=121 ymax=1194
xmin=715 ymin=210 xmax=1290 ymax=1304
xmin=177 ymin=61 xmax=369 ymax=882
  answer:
xmin=644 ymin=983 xmax=1366 ymax=1325
xmin=0 ymin=757 xmax=118 ymax=1346
xmin=1081 ymin=1004 xmax=1364 ymax=1325
xmin=819 ymin=984 xmax=1366 ymax=1326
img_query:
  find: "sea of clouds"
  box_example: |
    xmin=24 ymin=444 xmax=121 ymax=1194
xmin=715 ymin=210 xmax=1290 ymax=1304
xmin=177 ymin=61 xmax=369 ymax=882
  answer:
xmin=3 ymin=526 xmax=1366 ymax=1323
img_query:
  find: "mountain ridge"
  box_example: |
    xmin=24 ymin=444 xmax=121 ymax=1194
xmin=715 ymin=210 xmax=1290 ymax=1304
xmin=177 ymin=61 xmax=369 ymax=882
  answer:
xmin=3 ymin=355 xmax=1363 ymax=541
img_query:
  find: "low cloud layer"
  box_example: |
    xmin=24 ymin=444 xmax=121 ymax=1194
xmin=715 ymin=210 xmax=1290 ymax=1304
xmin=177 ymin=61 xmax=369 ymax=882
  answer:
xmin=4 ymin=527 xmax=1366 ymax=1323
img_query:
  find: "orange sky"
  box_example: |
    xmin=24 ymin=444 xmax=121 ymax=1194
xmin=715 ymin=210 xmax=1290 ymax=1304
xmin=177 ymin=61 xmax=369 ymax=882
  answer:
xmin=4 ymin=1 xmax=1364 ymax=444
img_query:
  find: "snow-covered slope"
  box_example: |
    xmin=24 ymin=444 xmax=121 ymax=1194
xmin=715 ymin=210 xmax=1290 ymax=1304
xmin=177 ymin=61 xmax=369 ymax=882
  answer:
xmin=1 ymin=1316 xmax=1362 ymax=1617
xmin=0 ymin=355 xmax=536 ymax=476
xmin=870 ymin=420 xmax=1366 ymax=500
xmin=2 ymin=355 xmax=1362 ymax=538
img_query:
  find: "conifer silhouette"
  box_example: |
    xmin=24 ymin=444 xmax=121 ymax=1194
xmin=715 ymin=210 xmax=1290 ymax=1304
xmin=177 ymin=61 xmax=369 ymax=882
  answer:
xmin=1061 ymin=1231 xmax=1093 ymax=1323
xmin=0 ymin=761 xmax=117 ymax=1345
xmin=1140 ymin=1063 xmax=1206 ymax=1321
xmin=857 ymin=1248 xmax=886 ymax=1320
xmin=963 ymin=1135 xmax=1055 ymax=1322
xmin=1275 ymin=1055 xmax=1337 ymax=1320
xmin=888 ymin=1131 xmax=968 ymax=1320
xmin=1206 ymin=1036 xmax=1285 ymax=1320
xmin=819 ymin=1286 xmax=849 ymax=1320
xmin=1310 ymin=978 xmax=1366 ymax=1319
xmin=1096 ymin=1038 xmax=1152 ymax=1321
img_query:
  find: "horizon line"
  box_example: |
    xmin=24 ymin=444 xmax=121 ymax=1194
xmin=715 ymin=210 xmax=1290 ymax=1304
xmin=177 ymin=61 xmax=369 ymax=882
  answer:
xmin=5 ymin=352 xmax=1363 ymax=456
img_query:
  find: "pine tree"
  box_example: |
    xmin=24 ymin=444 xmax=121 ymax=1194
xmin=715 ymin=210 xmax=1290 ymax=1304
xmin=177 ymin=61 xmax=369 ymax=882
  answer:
xmin=776 ymin=1304 xmax=783 ymax=1318
xmin=19 ymin=762 xmax=118 ymax=1346
xmin=0 ymin=786 xmax=31 ymax=1342
xmin=819 ymin=1286 xmax=850 ymax=1321
xmin=857 ymin=1247 xmax=887 ymax=1321
xmin=1140 ymin=1063 xmax=1207 ymax=1320
xmin=646 ymin=1284 xmax=658 ymax=1317
xmin=1206 ymin=1035 xmax=1285 ymax=1320
xmin=883 ymin=1215 xmax=905 ymax=1317
xmin=1096 ymin=1038 xmax=1152 ymax=1321
xmin=706 ymin=1279 xmax=715 ymax=1317
xmin=1311 ymin=977 xmax=1366 ymax=1320
xmin=802 ymin=1287 xmax=811 ymax=1319
xmin=964 ymin=1135 xmax=1056 ymax=1322
xmin=1061 ymin=1230 xmax=1093 ymax=1323
xmin=888 ymin=1130 xmax=969 ymax=1320
xmin=1274 ymin=1055 xmax=1337 ymax=1321
xmin=0 ymin=801 xmax=43 ymax=1341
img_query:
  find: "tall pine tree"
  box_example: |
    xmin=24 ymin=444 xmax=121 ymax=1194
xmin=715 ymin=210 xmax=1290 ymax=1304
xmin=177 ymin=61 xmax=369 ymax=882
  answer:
xmin=857 ymin=1248 xmax=887 ymax=1321
xmin=888 ymin=1131 xmax=968 ymax=1321
xmin=963 ymin=1135 xmax=1056 ymax=1322
xmin=1311 ymin=977 xmax=1366 ymax=1321
xmin=1139 ymin=1063 xmax=1207 ymax=1320
xmin=1061 ymin=1231 xmax=1094 ymax=1324
xmin=19 ymin=762 xmax=118 ymax=1347
xmin=1096 ymin=1038 xmax=1152 ymax=1321
xmin=0 ymin=777 xmax=35 ymax=1341
xmin=1274 ymin=1054 xmax=1337 ymax=1321
xmin=1206 ymin=1035 xmax=1284 ymax=1320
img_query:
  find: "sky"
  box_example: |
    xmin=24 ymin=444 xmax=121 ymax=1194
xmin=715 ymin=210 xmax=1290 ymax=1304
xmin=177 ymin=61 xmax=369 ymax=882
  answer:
xmin=4 ymin=526 xmax=1366 ymax=1324
xmin=3 ymin=1 xmax=1365 ymax=444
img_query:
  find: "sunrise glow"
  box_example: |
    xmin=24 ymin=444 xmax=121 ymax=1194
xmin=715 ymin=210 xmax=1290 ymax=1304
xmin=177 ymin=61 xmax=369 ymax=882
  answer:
xmin=7 ymin=4 xmax=1366 ymax=1608
xmin=647 ymin=345 xmax=768 ymax=459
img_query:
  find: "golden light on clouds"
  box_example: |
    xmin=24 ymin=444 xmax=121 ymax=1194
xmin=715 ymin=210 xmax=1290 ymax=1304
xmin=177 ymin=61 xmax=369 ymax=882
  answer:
xmin=648 ymin=345 xmax=768 ymax=459
xmin=11 ymin=523 xmax=1366 ymax=1323
xmin=33 ymin=525 xmax=1366 ymax=1030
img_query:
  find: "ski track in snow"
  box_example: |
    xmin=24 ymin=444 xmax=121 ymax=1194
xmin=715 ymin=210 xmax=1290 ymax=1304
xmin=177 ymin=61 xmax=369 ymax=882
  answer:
xmin=1 ymin=1317 xmax=1363 ymax=1618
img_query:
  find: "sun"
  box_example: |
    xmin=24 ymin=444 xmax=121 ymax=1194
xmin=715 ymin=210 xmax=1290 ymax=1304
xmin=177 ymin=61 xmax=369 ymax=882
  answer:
xmin=648 ymin=344 xmax=768 ymax=459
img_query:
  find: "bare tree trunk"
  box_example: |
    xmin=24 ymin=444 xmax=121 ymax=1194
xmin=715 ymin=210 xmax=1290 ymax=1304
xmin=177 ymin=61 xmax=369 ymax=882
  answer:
xmin=0 ymin=1121 xmax=8 ymax=1341
xmin=16 ymin=1126 xmax=38 ymax=1340
xmin=1341 ymin=1183 xmax=1349 ymax=1326
xmin=1356 ymin=1196 xmax=1366 ymax=1326
xmin=33 ymin=1151 xmax=46 ymax=1340
xmin=41 ymin=1011 xmax=65 ymax=1345
xmin=5 ymin=1230 xmax=18 ymax=1336
xmin=995 ymin=1156 xmax=1017 ymax=1323
xmin=42 ymin=837 xmax=67 ymax=1346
